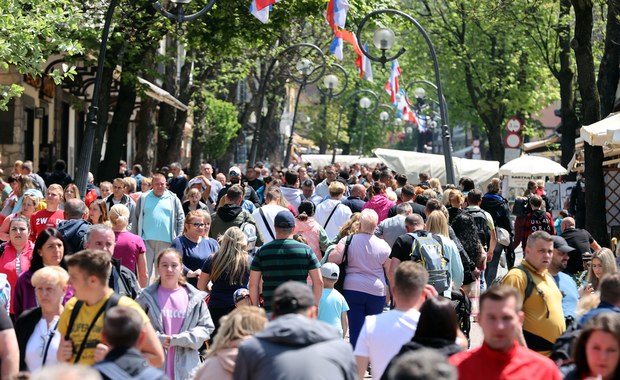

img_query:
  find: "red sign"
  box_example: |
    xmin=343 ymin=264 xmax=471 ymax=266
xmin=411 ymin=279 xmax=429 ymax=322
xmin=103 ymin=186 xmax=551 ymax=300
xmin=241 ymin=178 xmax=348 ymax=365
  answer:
xmin=505 ymin=133 xmax=521 ymax=148
xmin=506 ymin=118 xmax=523 ymax=133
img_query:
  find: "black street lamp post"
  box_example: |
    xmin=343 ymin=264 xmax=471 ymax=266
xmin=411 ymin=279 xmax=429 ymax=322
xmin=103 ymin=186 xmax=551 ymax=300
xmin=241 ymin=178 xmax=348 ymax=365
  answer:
xmin=317 ymin=63 xmax=348 ymax=155
xmin=332 ymin=89 xmax=378 ymax=163
xmin=282 ymin=47 xmax=327 ymax=168
xmin=75 ymin=0 xmax=217 ymax=197
xmin=356 ymin=9 xmax=456 ymax=185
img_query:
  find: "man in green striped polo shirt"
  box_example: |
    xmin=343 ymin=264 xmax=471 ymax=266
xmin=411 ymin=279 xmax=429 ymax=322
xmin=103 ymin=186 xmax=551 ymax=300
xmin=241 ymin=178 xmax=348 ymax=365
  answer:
xmin=249 ymin=210 xmax=323 ymax=313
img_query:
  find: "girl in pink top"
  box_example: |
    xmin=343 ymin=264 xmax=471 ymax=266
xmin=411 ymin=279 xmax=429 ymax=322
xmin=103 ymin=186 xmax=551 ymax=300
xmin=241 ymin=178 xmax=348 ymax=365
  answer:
xmin=362 ymin=182 xmax=395 ymax=223
xmin=136 ymin=249 xmax=214 ymax=380
xmin=294 ymin=201 xmax=330 ymax=261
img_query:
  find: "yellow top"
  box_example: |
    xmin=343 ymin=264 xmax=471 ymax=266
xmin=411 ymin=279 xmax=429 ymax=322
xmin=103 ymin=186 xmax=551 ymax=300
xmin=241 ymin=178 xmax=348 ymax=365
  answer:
xmin=502 ymin=260 xmax=565 ymax=356
xmin=57 ymin=291 xmax=149 ymax=365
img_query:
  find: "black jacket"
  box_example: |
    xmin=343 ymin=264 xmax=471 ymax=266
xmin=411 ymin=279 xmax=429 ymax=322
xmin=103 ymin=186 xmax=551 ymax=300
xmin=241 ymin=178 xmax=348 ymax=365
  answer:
xmin=109 ymin=258 xmax=141 ymax=299
xmin=56 ymin=219 xmax=90 ymax=254
xmin=14 ymin=307 xmax=44 ymax=371
xmin=480 ymin=193 xmax=513 ymax=234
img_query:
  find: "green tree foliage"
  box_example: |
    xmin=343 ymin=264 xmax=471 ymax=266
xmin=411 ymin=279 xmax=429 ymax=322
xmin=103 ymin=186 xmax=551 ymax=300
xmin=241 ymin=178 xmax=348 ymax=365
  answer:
xmin=194 ymin=92 xmax=242 ymax=161
xmin=0 ymin=0 xmax=85 ymax=108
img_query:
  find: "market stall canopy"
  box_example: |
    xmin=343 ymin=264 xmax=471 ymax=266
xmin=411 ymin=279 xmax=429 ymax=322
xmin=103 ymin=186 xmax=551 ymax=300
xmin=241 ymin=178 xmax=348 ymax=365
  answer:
xmin=373 ymin=148 xmax=499 ymax=185
xmin=302 ymin=155 xmax=382 ymax=168
xmin=499 ymin=154 xmax=568 ymax=176
xmin=580 ymin=112 xmax=620 ymax=146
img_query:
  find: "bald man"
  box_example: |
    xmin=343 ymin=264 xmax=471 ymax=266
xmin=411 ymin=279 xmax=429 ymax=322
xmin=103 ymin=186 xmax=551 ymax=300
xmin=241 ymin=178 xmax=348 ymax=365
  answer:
xmin=341 ymin=184 xmax=367 ymax=213
xmin=560 ymin=217 xmax=601 ymax=274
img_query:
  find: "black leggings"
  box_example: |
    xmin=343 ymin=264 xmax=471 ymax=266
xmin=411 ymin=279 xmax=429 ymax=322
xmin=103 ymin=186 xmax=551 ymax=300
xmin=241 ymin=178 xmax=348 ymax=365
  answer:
xmin=207 ymin=305 xmax=236 ymax=343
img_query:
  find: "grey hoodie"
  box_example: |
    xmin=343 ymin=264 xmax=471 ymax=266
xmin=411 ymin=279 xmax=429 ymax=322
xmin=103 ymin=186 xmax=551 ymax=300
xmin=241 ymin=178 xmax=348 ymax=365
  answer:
xmin=136 ymin=283 xmax=214 ymax=380
xmin=233 ymin=314 xmax=357 ymax=380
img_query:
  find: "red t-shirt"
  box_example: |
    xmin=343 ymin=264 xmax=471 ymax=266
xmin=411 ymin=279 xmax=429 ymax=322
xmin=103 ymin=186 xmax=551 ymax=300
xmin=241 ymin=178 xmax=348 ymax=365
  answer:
xmin=449 ymin=341 xmax=562 ymax=380
xmin=29 ymin=209 xmax=64 ymax=242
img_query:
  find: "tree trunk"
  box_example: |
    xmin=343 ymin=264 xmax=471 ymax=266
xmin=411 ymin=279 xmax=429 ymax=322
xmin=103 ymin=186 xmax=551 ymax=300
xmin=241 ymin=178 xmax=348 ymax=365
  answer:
xmin=134 ymin=50 xmax=159 ymax=177
xmin=156 ymin=36 xmax=178 ymax=169
xmin=559 ymin=0 xmax=579 ymax=179
xmin=99 ymin=77 xmax=137 ymax=182
xmin=571 ymin=0 xmax=606 ymax=246
xmin=485 ymin=121 xmax=504 ymax=164
xmin=89 ymin=61 xmax=115 ymax=181
xmin=597 ymin=0 xmax=620 ymax=118
xmin=164 ymin=57 xmax=192 ymax=166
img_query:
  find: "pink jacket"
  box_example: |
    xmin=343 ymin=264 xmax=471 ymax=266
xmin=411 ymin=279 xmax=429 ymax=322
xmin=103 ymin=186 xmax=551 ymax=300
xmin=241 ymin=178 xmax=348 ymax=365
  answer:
xmin=294 ymin=217 xmax=327 ymax=261
xmin=0 ymin=241 xmax=33 ymax=314
xmin=362 ymin=194 xmax=396 ymax=222
xmin=194 ymin=339 xmax=243 ymax=380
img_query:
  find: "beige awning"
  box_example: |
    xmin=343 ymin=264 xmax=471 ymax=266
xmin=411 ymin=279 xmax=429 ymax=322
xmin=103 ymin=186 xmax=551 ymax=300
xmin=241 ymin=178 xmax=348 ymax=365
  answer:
xmin=137 ymin=77 xmax=188 ymax=111
xmin=580 ymin=112 xmax=620 ymax=146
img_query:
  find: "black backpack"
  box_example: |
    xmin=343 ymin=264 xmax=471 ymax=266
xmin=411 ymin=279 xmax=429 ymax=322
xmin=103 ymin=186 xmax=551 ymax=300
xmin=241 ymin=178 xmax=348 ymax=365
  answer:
xmin=464 ymin=208 xmax=491 ymax=250
xmin=550 ymin=324 xmax=581 ymax=365
xmin=526 ymin=209 xmax=553 ymax=234
xmin=512 ymin=197 xmax=531 ymax=217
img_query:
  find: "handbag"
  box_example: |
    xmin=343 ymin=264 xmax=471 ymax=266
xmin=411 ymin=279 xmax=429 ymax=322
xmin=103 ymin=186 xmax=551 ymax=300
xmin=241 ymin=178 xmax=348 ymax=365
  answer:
xmin=496 ymin=227 xmax=510 ymax=247
xmin=335 ymin=235 xmax=353 ymax=293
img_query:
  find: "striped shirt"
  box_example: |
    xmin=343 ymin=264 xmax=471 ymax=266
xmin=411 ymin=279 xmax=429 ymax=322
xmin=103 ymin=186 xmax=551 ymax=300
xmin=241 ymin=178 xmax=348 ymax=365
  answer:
xmin=250 ymin=239 xmax=320 ymax=312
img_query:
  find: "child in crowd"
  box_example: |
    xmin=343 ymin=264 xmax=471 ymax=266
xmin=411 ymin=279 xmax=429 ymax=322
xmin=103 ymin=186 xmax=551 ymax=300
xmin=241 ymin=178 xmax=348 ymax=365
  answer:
xmin=233 ymin=288 xmax=251 ymax=307
xmin=554 ymin=209 xmax=569 ymax=236
xmin=318 ymin=263 xmax=349 ymax=339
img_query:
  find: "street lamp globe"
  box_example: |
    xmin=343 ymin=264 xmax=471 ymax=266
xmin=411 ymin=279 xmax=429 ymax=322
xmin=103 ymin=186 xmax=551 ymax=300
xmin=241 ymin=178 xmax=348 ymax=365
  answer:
xmin=359 ymin=96 xmax=371 ymax=109
xmin=296 ymin=58 xmax=314 ymax=76
xmin=395 ymin=118 xmax=403 ymax=127
xmin=414 ymin=87 xmax=426 ymax=99
xmin=323 ymin=74 xmax=339 ymax=90
xmin=373 ymin=27 xmax=395 ymax=51
xmin=380 ymin=111 xmax=389 ymax=121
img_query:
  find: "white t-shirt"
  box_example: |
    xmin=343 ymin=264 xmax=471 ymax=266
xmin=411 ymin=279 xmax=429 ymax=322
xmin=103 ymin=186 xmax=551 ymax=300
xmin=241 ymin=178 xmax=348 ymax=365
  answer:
xmin=315 ymin=199 xmax=352 ymax=241
xmin=354 ymin=309 xmax=420 ymax=380
xmin=252 ymin=204 xmax=288 ymax=244
xmin=25 ymin=317 xmax=60 ymax=372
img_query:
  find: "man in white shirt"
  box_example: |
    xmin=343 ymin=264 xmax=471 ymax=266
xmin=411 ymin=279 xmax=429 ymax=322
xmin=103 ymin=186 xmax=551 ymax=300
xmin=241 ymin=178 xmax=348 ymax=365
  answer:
xmin=200 ymin=163 xmax=223 ymax=202
xmin=314 ymin=165 xmax=337 ymax=200
xmin=314 ymin=181 xmax=352 ymax=241
xmin=354 ymin=261 xmax=433 ymax=380
xmin=252 ymin=187 xmax=288 ymax=244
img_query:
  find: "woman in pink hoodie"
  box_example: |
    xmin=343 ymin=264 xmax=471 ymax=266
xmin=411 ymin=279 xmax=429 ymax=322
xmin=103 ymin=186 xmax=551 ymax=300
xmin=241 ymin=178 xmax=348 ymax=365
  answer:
xmin=194 ymin=306 xmax=267 ymax=380
xmin=362 ymin=182 xmax=395 ymax=223
xmin=294 ymin=201 xmax=331 ymax=261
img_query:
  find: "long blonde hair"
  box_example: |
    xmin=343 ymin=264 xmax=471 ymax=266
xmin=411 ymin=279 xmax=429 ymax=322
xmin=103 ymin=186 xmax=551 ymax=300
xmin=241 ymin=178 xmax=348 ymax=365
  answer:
xmin=210 ymin=227 xmax=249 ymax=285
xmin=426 ymin=210 xmax=449 ymax=236
xmin=207 ymin=306 xmax=267 ymax=357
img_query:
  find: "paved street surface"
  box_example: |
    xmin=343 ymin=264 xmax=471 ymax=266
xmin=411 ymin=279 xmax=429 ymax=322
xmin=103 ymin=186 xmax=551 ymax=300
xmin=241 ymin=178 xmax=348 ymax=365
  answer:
xmin=363 ymin=245 xmax=523 ymax=378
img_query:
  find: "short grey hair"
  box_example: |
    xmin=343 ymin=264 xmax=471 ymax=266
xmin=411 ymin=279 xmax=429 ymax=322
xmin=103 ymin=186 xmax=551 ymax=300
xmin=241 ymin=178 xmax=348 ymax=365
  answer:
xmin=85 ymin=223 xmax=114 ymax=243
xmin=396 ymin=202 xmax=412 ymax=215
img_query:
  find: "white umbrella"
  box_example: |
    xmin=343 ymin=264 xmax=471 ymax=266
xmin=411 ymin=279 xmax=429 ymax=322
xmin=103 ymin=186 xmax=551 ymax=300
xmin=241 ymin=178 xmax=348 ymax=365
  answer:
xmin=499 ymin=154 xmax=568 ymax=176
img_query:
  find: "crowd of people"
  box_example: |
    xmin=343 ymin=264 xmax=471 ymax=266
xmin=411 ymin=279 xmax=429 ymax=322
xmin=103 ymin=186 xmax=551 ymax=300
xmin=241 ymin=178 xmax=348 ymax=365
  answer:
xmin=0 ymin=158 xmax=616 ymax=380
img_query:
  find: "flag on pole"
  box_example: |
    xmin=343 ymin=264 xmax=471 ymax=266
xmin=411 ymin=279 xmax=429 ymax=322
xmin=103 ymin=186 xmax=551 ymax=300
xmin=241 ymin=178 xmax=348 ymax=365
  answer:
xmin=325 ymin=0 xmax=349 ymax=31
xmin=361 ymin=42 xmax=373 ymax=82
xmin=396 ymin=90 xmax=415 ymax=121
xmin=329 ymin=34 xmax=344 ymax=60
xmin=250 ymin=0 xmax=279 ymax=23
xmin=384 ymin=59 xmax=401 ymax=103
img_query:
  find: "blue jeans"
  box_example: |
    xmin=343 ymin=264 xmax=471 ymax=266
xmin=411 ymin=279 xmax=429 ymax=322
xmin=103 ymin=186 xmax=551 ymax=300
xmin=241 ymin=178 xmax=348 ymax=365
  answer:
xmin=343 ymin=289 xmax=385 ymax=348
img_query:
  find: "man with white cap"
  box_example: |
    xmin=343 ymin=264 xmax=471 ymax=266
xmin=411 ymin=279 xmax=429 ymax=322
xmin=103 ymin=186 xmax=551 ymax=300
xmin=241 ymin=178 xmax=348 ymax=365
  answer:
xmin=249 ymin=210 xmax=323 ymax=314
xmin=318 ymin=262 xmax=349 ymax=338
xmin=216 ymin=166 xmax=260 ymax=209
